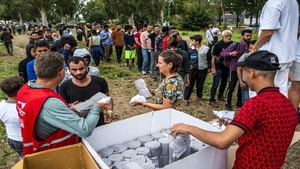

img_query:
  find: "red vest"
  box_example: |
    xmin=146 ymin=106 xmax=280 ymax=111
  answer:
xmin=16 ymin=84 xmax=78 ymax=156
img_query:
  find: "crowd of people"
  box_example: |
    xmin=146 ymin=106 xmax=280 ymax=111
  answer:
xmin=0 ymin=0 xmax=299 ymax=168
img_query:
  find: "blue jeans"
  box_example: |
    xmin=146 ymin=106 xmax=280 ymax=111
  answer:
xmin=142 ymin=48 xmax=151 ymax=71
xmin=241 ymin=81 xmax=249 ymax=104
xmin=150 ymin=51 xmax=158 ymax=78
xmin=7 ymin=137 xmax=23 ymax=158
xmin=209 ymin=68 xmax=229 ymax=102
xmin=91 ymin=45 xmax=104 ymax=66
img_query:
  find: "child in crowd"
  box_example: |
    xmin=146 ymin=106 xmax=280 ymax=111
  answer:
xmin=124 ymin=25 xmax=136 ymax=69
xmin=183 ymin=35 xmax=210 ymax=106
xmin=0 ymin=76 xmax=24 ymax=158
xmin=237 ymin=40 xmax=256 ymax=104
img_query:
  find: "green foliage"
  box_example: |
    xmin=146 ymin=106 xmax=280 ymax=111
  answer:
xmin=181 ymin=4 xmax=213 ymax=31
xmin=81 ymin=0 xmax=108 ymax=23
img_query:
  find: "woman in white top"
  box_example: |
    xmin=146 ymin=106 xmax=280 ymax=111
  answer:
xmin=88 ymin=29 xmax=104 ymax=67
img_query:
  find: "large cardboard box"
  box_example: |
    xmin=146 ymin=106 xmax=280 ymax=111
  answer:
xmin=82 ymin=109 xmax=227 ymax=169
xmin=12 ymin=143 xmax=99 ymax=169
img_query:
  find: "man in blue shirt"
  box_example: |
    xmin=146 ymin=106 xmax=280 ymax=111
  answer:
xmin=100 ymin=25 xmax=113 ymax=62
xmin=27 ymin=41 xmax=51 ymax=81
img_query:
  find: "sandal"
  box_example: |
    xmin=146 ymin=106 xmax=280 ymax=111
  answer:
xmin=183 ymin=100 xmax=189 ymax=106
xmin=104 ymin=111 xmax=114 ymax=124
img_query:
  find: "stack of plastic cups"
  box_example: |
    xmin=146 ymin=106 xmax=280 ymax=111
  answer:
xmin=138 ymin=135 xmax=154 ymax=146
xmin=126 ymin=140 xmax=142 ymax=149
xmin=101 ymin=158 xmax=112 ymax=167
xmin=158 ymin=137 xmax=172 ymax=167
xmin=114 ymin=161 xmax=129 ymax=169
xmin=151 ymin=132 xmax=165 ymax=140
xmin=98 ymin=147 xmax=113 ymax=158
xmin=130 ymin=155 xmax=146 ymax=165
xmin=144 ymin=140 xmax=161 ymax=168
xmin=136 ymin=147 xmax=151 ymax=157
xmin=140 ymin=163 xmax=156 ymax=169
xmin=122 ymin=149 xmax=138 ymax=162
xmin=108 ymin=153 xmax=124 ymax=165
xmin=110 ymin=144 xmax=128 ymax=154
xmin=124 ymin=162 xmax=144 ymax=169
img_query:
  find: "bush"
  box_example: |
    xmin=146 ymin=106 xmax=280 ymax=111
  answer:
xmin=181 ymin=4 xmax=213 ymax=31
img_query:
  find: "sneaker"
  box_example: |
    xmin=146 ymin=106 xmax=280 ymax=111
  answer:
xmin=209 ymin=101 xmax=219 ymax=108
xmin=148 ymin=71 xmax=152 ymax=74
xmin=236 ymin=102 xmax=243 ymax=107
xmin=225 ymin=104 xmax=233 ymax=111
xmin=142 ymin=71 xmax=147 ymax=75
xmin=218 ymin=97 xmax=226 ymax=102
xmin=196 ymin=97 xmax=205 ymax=101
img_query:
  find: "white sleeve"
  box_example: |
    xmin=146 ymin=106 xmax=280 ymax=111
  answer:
xmin=260 ymin=7 xmax=281 ymax=30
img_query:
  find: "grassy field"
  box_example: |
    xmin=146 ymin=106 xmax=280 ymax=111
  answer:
xmin=0 ymin=29 xmax=299 ymax=168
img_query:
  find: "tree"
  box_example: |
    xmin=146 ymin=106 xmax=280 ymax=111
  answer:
xmin=54 ymin=0 xmax=84 ymax=23
xmin=81 ymin=0 xmax=107 ymax=23
xmin=181 ymin=3 xmax=214 ymax=31
xmin=28 ymin=0 xmax=56 ymax=25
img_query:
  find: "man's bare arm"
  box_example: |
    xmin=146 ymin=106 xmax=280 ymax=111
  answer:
xmin=250 ymin=30 xmax=275 ymax=53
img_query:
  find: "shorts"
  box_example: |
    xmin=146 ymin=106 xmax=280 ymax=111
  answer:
xmin=289 ymin=61 xmax=300 ymax=81
xmin=125 ymin=50 xmax=136 ymax=59
xmin=7 ymin=137 xmax=23 ymax=158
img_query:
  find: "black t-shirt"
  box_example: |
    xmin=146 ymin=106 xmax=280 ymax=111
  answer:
xmin=59 ymin=76 xmax=109 ymax=103
xmin=148 ymin=33 xmax=158 ymax=49
xmin=212 ymin=40 xmax=232 ymax=69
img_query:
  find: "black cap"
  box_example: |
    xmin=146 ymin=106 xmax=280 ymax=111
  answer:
xmin=236 ymin=50 xmax=281 ymax=71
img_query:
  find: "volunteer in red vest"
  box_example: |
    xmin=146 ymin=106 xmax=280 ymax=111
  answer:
xmin=16 ymin=52 xmax=107 ymax=156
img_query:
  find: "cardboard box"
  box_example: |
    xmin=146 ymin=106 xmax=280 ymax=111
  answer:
xmin=82 ymin=109 xmax=227 ymax=169
xmin=12 ymin=143 xmax=99 ymax=169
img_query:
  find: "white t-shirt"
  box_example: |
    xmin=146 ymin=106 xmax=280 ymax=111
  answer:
xmin=258 ymin=0 xmax=299 ymax=63
xmin=0 ymin=100 xmax=22 ymax=141
xmin=206 ymin=27 xmax=220 ymax=43
xmin=296 ymin=37 xmax=300 ymax=63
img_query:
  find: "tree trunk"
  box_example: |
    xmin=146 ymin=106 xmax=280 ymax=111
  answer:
xmin=39 ymin=6 xmax=48 ymax=26
xmin=60 ymin=9 xmax=66 ymax=23
xmin=255 ymin=12 xmax=259 ymax=27
xmin=249 ymin=12 xmax=253 ymax=26
xmin=158 ymin=9 xmax=164 ymax=26
xmin=218 ymin=14 xmax=221 ymax=26
xmin=128 ymin=13 xmax=134 ymax=26
xmin=236 ymin=12 xmax=239 ymax=28
xmin=18 ymin=12 xmax=23 ymax=26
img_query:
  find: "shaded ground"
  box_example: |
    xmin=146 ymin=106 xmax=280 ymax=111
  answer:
xmin=0 ymin=33 xmax=299 ymax=168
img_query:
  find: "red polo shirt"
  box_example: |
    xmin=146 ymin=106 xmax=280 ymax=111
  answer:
xmin=230 ymin=87 xmax=297 ymax=169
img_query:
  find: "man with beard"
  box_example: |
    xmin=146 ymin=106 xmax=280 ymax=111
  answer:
xmin=16 ymin=52 xmax=107 ymax=156
xmin=29 ymin=32 xmax=40 ymax=44
xmin=209 ymin=30 xmax=232 ymax=108
xmin=40 ymin=28 xmax=57 ymax=48
xmin=220 ymin=29 xmax=252 ymax=110
xmin=59 ymin=57 xmax=114 ymax=125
